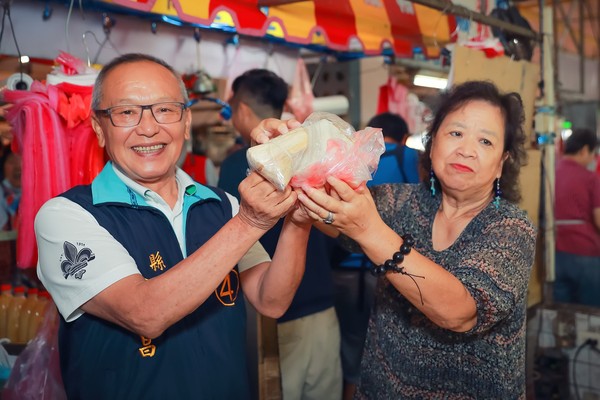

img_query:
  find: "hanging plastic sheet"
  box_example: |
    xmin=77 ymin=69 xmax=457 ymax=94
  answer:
xmin=3 ymin=304 xmax=66 ymax=400
xmin=286 ymin=58 xmax=314 ymax=123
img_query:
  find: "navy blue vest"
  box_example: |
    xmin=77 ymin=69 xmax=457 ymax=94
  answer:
xmin=58 ymin=174 xmax=250 ymax=399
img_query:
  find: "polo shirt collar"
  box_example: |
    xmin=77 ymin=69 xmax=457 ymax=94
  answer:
xmin=91 ymin=161 xmax=220 ymax=206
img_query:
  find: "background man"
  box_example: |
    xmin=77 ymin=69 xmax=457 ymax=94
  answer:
xmin=219 ymin=68 xmax=343 ymax=400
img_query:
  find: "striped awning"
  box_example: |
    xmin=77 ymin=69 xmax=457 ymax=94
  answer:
xmin=101 ymin=0 xmax=457 ymax=58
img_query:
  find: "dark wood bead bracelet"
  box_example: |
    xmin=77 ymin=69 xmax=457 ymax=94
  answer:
xmin=371 ymin=234 xmax=415 ymax=276
xmin=370 ymin=234 xmax=425 ymax=304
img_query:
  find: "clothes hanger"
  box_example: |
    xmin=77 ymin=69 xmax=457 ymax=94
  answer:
xmin=92 ymin=14 xmax=121 ymax=65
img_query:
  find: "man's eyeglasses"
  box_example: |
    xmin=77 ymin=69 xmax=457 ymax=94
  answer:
xmin=94 ymin=102 xmax=187 ymax=127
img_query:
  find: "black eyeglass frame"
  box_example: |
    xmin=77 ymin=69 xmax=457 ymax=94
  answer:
xmin=94 ymin=102 xmax=188 ymax=127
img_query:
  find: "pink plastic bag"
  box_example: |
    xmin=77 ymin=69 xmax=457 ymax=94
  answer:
xmin=290 ymin=113 xmax=385 ymax=188
xmin=247 ymin=112 xmax=385 ymax=190
xmin=3 ymin=303 xmax=66 ymax=400
xmin=55 ymin=51 xmax=97 ymax=75
xmin=286 ymin=58 xmax=314 ymax=123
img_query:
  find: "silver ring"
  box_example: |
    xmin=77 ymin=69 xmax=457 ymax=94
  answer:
xmin=323 ymin=211 xmax=334 ymax=225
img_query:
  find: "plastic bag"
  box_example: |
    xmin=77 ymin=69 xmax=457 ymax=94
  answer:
xmin=3 ymin=303 xmax=66 ymax=400
xmin=286 ymin=58 xmax=314 ymax=123
xmin=0 ymin=339 xmax=11 ymax=389
xmin=54 ymin=51 xmax=97 ymax=76
xmin=247 ymin=112 xmax=385 ymax=190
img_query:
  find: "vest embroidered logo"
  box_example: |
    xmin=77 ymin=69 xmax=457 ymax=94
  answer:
xmin=215 ymin=269 xmax=239 ymax=306
xmin=60 ymin=241 xmax=95 ymax=280
xmin=149 ymin=251 xmax=166 ymax=272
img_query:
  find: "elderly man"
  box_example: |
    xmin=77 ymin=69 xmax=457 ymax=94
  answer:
xmin=35 ymin=53 xmax=311 ymax=399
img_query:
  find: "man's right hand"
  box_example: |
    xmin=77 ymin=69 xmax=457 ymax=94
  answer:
xmin=237 ymin=171 xmax=297 ymax=230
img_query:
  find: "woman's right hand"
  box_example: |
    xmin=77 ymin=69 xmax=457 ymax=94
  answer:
xmin=297 ymin=176 xmax=384 ymax=242
xmin=250 ymin=118 xmax=301 ymax=145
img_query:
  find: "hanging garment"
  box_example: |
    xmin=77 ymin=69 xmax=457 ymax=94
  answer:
xmin=4 ymin=78 xmax=104 ymax=269
xmin=376 ymin=77 xmax=423 ymax=134
xmin=5 ymin=83 xmax=71 ymax=268
xmin=286 ymin=58 xmax=314 ymax=123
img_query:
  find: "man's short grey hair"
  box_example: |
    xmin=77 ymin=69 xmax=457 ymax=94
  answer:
xmin=91 ymin=53 xmax=189 ymax=111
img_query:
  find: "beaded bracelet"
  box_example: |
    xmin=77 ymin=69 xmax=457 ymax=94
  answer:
xmin=371 ymin=234 xmax=415 ymax=276
xmin=370 ymin=233 xmax=425 ymax=305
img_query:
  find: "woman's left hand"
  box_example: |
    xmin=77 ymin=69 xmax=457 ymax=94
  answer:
xmin=297 ymin=176 xmax=382 ymax=241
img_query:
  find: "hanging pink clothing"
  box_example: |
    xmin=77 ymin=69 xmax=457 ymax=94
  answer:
xmin=4 ymin=80 xmax=104 ymax=269
xmin=375 ymin=77 xmax=420 ymax=134
xmin=286 ymin=58 xmax=314 ymax=123
xmin=48 ymin=82 xmax=105 ymax=185
xmin=5 ymin=83 xmax=71 ymax=268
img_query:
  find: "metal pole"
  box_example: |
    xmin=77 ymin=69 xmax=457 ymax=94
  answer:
xmin=540 ymin=5 xmax=556 ymax=286
xmin=401 ymin=0 xmax=542 ymax=42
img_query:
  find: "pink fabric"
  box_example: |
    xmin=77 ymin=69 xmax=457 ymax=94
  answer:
xmin=376 ymin=84 xmax=389 ymax=114
xmin=4 ymin=80 xmax=104 ymax=269
xmin=554 ymin=158 xmax=600 ymax=256
xmin=385 ymin=77 xmax=409 ymax=119
xmin=376 ymin=77 xmax=419 ymax=134
xmin=5 ymin=84 xmax=71 ymax=268
xmin=286 ymin=58 xmax=314 ymax=123
xmin=50 ymin=82 xmax=105 ymax=185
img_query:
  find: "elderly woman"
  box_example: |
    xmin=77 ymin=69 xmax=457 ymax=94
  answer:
xmin=254 ymin=80 xmax=536 ymax=399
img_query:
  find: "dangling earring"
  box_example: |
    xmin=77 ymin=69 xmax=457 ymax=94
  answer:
xmin=493 ymin=178 xmax=502 ymax=209
xmin=429 ymin=169 xmax=436 ymax=197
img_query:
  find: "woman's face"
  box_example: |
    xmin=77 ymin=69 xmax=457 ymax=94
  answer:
xmin=430 ymin=100 xmax=506 ymax=199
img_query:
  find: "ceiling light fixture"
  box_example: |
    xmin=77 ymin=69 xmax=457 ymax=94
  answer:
xmin=413 ymin=74 xmax=447 ymax=90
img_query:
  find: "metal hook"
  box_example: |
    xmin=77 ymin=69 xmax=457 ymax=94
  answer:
xmin=82 ymin=23 xmax=121 ymax=66
xmin=310 ymin=55 xmax=327 ymax=89
xmin=82 ymin=30 xmax=102 ymax=67
xmin=263 ymin=42 xmax=275 ymax=68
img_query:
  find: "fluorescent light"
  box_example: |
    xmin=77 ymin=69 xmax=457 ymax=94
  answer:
xmin=20 ymin=55 xmax=30 ymax=64
xmin=413 ymin=74 xmax=447 ymax=89
xmin=406 ymin=133 xmax=425 ymax=151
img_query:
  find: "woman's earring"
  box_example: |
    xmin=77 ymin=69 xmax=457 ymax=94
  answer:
xmin=493 ymin=178 xmax=502 ymax=209
xmin=429 ymin=170 xmax=436 ymax=197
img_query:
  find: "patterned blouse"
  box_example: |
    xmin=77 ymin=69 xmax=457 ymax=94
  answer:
xmin=351 ymin=184 xmax=536 ymax=400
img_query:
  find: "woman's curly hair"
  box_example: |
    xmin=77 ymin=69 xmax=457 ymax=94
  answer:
xmin=420 ymin=80 xmax=528 ymax=204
